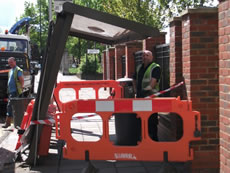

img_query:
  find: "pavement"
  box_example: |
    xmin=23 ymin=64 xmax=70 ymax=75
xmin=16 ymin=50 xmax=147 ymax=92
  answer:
xmin=0 ymin=72 xmax=191 ymax=173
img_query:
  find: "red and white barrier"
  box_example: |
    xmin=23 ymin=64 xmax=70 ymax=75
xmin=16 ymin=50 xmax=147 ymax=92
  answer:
xmin=30 ymin=81 xmax=184 ymax=125
xmin=147 ymin=81 xmax=184 ymax=98
xmin=30 ymin=113 xmax=97 ymax=125
xmin=30 ymin=119 xmax=55 ymax=125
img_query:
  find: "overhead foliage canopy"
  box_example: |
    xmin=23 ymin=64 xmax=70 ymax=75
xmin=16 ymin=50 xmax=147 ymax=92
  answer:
xmin=73 ymin=0 xmax=217 ymax=29
xmin=19 ymin=0 xmax=49 ymax=55
xmin=156 ymin=0 xmax=217 ymax=24
xmin=18 ymin=0 xmax=217 ymax=60
xmin=73 ymin=0 xmax=163 ymax=29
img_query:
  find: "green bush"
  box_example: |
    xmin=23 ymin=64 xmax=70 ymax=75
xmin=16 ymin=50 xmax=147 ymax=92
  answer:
xmin=69 ymin=67 xmax=79 ymax=74
xmin=69 ymin=55 xmax=102 ymax=74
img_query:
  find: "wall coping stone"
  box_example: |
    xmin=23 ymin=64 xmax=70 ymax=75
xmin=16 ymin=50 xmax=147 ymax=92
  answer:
xmin=180 ymin=7 xmax=218 ymax=17
xmin=169 ymin=17 xmax=182 ymax=23
xmin=125 ymin=40 xmax=143 ymax=46
xmin=145 ymin=32 xmax=167 ymax=39
xmin=115 ymin=44 xmax=125 ymax=48
xmin=108 ymin=47 xmax=115 ymax=50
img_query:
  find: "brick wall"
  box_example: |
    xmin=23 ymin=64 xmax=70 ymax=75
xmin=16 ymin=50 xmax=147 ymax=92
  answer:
xmin=169 ymin=17 xmax=184 ymax=98
xmin=101 ymin=4 xmax=230 ymax=172
xmin=219 ymin=0 xmax=230 ymax=172
xmin=181 ymin=8 xmax=219 ymax=172
xmin=107 ymin=47 xmax=115 ymax=80
xmin=169 ymin=17 xmax=184 ymax=144
xmin=125 ymin=41 xmax=142 ymax=78
xmin=143 ymin=33 xmax=166 ymax=61
xmin=115 ymin=45 xmax=125 ymax=79
xmin=102 ymin=35 xmax=166 ymax=79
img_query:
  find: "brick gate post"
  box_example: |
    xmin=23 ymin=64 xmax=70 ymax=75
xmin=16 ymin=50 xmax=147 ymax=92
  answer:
xmin=181 ymin=8 xmax=219 ymax=172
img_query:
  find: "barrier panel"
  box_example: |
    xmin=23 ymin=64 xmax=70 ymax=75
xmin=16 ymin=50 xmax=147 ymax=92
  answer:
xmin=55 ymin=97 xmax=201 ymax=162
xmin=15 ymin=99 xmax=35 ymax=150
xmin=54 ymin=80 xmax=122 ymax=111
xmin=15 ymin=101 xmax=56 ymax=156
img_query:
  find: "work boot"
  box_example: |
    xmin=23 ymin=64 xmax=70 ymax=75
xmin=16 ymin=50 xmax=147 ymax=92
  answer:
xmin=2 ymin=116 xmax=12 ymax=128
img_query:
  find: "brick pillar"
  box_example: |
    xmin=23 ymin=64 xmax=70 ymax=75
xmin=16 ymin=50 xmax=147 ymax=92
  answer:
xmin=169 ymin=17 xmax=184 ymax=99
xmin=125 ymin=41 xmax=142 ymax=78
xmin=102 ymin=51 xmax=107 ymax=80
xmin=108 ymin=47 xmax=115 ymax=80
xmin=181 ymin=8 xmax=219 ymax=172
xmin=219 ymin=1 xmax=230 ymax=172
xmin=115 ymin=45 xmax=125 ymax=79
xmin=143 ymin=33 xmax=166 ymax=60
xmin=169 ymin=17 xmax=184 ymax=141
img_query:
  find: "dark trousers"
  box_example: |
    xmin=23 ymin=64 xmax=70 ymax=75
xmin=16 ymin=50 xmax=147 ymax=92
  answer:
xmin=148 ymin=113 xmax=158 ymax=141
xmin=137 ymin=95 xmax=159 ymax=141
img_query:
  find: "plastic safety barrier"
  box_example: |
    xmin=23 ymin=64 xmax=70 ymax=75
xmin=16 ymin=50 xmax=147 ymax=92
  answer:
xmin=15 ymin=99 xmax=35 ymax=150
xmin=15 ymin=100 xmax=56 ymax=156
xmin=54 ymin=80 xmax=122 ymax=111
xmin=55 ymin=97 xmax=201 ymax=162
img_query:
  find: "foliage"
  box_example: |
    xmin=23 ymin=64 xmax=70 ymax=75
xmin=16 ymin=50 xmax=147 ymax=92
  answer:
xmin=69 ymin=67 xmax=79 ymax=74
xmin=105 ymin=0 xmax=162 ymax=28
xmin=19 ymin=0 xmax=50 ymax=55
xmin=17 ymin=0 xmax=217 ymax=73
xmin=156 ymin=0 xmax=217 ymax=27
xmin=76 ymin=54 xmax=102 ymax=74
xmin=72 ymin=0 xmax=217 ymax=31
xmin=73 ymin=0 xmax=163 ymax=29
xmin=65 ymin=37 xmax=105 ymax=69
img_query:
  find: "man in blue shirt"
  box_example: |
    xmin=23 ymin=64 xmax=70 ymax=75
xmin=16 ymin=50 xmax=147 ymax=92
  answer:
xmin=3 ymin=57 xmax=24 ymax=128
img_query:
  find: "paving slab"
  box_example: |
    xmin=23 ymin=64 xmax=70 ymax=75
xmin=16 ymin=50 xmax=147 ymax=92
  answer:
xmin=116 ymin=166 xmax=147 ymax=173
xmin=0 ymin=126 xmax=17 ymax=172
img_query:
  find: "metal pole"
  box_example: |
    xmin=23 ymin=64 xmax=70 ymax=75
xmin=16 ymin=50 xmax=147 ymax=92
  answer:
xmin=39 ymin=0 xmax=42 ymax=58
xmin=94 ymin=42 xmax=96 ymax=71
xmin=49 ymin=0 xmax=52 ymax=22
xmin=33 ymin=0 xmax=42 ymax=166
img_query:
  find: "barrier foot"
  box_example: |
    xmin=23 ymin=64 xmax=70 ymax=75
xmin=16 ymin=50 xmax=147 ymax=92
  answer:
xmin=81 ymin=161 xmax=98 ymax=173
xmin=81 ymin=150 xmax=98 ymax=173
xmin=57 ymin=140 xmax=65 ymax=173
xmin=159 ymin=152 xmax=177 ymax=173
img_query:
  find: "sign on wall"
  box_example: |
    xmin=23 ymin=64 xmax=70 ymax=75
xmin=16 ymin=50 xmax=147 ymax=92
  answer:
xmin=87 ymin=49 xmax=100 ymax=54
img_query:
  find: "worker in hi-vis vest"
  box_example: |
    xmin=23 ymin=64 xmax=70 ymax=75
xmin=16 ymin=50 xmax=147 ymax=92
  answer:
xmin=3 ymin=57 xmax=24 ymax=128
xmin=133 ymin=50 xmax=161 ymax=141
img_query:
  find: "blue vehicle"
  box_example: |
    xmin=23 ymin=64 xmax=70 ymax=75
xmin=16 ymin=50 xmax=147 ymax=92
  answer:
xmin=9 ymin=17 xmax=32 ymax=34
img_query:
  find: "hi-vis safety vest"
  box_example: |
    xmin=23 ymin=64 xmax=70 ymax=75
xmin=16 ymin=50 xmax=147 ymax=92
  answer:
xmin=136 ymin=62 xmax=160 ymax=97
xmin=9 ymin=66 xmax=23 ymax=95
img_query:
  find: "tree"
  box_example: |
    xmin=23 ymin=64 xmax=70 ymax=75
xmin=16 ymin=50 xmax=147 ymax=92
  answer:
xmin=101 ymin=0 xmax=163 ymax=29
xmin=72 ymin=0 xmax=217 ymax=31
xmin=73 ymin=0 xmax=163 ymax=29
xmin=19 ymin=0 xmax=50 ymax=57
xmin=156 ymin=0 xmax=217 ymax=27
xmin=67 ymin=0 xmax=107 ymax=69
xmin=18 ymin=0 xmax=217 ymax=70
